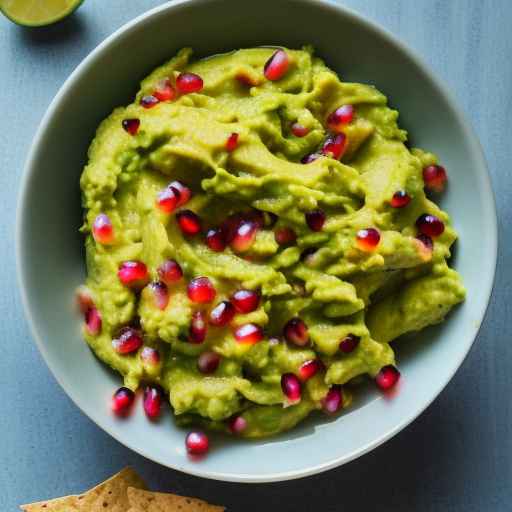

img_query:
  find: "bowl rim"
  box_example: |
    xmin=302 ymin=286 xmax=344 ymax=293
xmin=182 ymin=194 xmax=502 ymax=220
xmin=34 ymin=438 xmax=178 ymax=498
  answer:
xmin=15 ymin=0 xmax=498 ymax=483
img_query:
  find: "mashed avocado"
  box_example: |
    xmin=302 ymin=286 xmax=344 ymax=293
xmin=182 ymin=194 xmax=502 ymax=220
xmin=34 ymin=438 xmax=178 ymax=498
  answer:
xmin=79 ymin=47 xmax=465 ymax=438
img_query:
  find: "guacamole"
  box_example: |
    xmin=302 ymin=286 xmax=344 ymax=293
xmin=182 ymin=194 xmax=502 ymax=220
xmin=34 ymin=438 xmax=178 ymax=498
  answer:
xmin=79 ymin=47 xmax=465 ymax=438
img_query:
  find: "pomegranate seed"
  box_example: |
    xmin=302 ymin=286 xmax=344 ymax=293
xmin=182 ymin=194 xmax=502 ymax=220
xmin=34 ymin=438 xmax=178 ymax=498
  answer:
xmin=220 ymin=213 xmax=243 ymax=243
xmin=235 ymin=72 xmax=258 ymax=87
xmin=118 ymin=261 xmax=149 ymax=288
xmin=209 ymin=301 xmax=236 ymax=326
xmin=149 ymin=281 xmax=169 ymax=310
xmin=121 ymin=118 xmax=140 ymax=135
xmin=92 ymin=213 xmax=114 ymax=244
xmin=390 ymin=190 xmax=411 ymax=208
xmin=339 ymin=334 xmax=360 ymax=353
xmin=234 ymin=323 xmax=264 ymax=344
xmin=375 ymin=365 xmax=401 ymax=390
xmin=301 ymin=153 xmax=321 ymax=164
xmin=185 ymin=431 xmax=209 ymax=455
xmin=416 ymin=233 xmax=434 ymax=252
xmin=197 ymin=350 xmax=221 ymax=374
xmin=176 ymin=210 xmax=202 ymax=236
xmin=225 ymin=132 xmax=239 ymax=152
xmin=76 ymin=286 xmax=94 ymax=313
xmin=168 ymin=181 xmax=191 ymax=206
xmin=416 ymin=214 xmax=445 ymax=237
xmin=143 ymin=386 xmax=162 ymax=419
xmin=423 ymin=164 xmax=447 ymax=193
xmin=112 ymin=327 xmax=143 ymax=354
xmin=140 ymin=95 xmax=159 ymax=108
xmin=321 ymin=386 xmax=343 ymax=415
xmin=291 ymin=123 xmax=309 ymax=137
xmin=140 ymin=346 xmax=160 ymax=365
xmin=283 ymin=317 xmax=309 ymax=346
xmin=245 ymin=209 xmax=265 ymax=229
xmin=231 ymin=289 xmax=260 ymax=313
xmin=189 ymin=311 xmax=207 ymax=343
xmin=274 ymin=227 xmax=297 ymax=245
xmin=176 ymin=72 xmax=203 ymax=94
xmin=157 ymin=259 xmax=183 ymax=284
xmin=356 ymin=228 xmax=381 ymax=252
xmin=327 ymin=104 xmax=354 ymax=131
xmin=205 ymin=228 xmax=226 ymax=252
xmin=85 ymin=307 xmax=102 ymax=336
xmin=322 ymin=133 xmax=347 ymax=160
xmin=230 ymin=220 xmax=258 ymax=252
xmin=229 ymin=415 xmax=248 ymax=434
xmin=298 ymin=359 xmax=324 ymax=382
xmin=264 ymin=49 xmax=290 ymax=81
xmin=111 ymin=387 xmax=135 ymax=416
xmin=156 ymin=186 xmax=181 ymax=214
xmin=281 ymin=373 xmax=301 ymax=404
xmin=153 ymin=78 xmax=176 ymax=102
xmin=305 ymin=209 xmax=326 ymax=231
xmin=187 ymin=277 xmax=216 ymax=303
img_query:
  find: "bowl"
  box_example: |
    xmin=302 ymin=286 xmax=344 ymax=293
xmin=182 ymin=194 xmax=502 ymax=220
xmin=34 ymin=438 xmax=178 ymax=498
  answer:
xmin=16 ymin=0 xmax=497 ymax=482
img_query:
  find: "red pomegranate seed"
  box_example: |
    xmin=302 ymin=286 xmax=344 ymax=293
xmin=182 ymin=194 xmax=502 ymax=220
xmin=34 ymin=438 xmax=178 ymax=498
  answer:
xmin=321 ymin=386 xmax=343 ymax=415
xmin=112 ymin=327 xmax=143 ymax=354
xmin=231 ymin=289 xmax=260 ymax=313
xmin=85 ymin=306 xmax=102 ymax=336
xmin=187 ymin=277 xmax=216 ymax=303
xmin=209 ymin=300 xmax=236 ymax=326
xmin=283 ymin=317 xmax=309 ymax=346
xmin=416 ymin=233 xmax=434 ymax=252
xmin=76 ymin=286 xmax=94 ymax=314
xmin=305 ymin=209 xmax=326 ymax=231
xmin=298 ymin=359 xmax=324 ymax=382
xmin=322 ymin=133 xmax=347 ymax=160
xmin=326 ymin=104 xmax=354 ymax=131
xmin=220 ymin=213 xmax=243 ymax=243
xmin=185 ymin=431 xmax=209 ymax=455
xmin=140 ymin=346 xmax=160 ymax=365
xmin=143 ymin=386 xmax=162 ymax=419
xmin=423 ymin=164 xmax=447 ymax=193
xmin=176 ymin=72 xmax=203 ymax=94
xmin=176 ymin=210 xmax=202 ymax=236
xmin=339 ymin=334 xmax=360 ymax=353
xmin=301 ymin=152 xmax=321 ymax=164
xmin=281 ymin=373 xmax=301 ymax=404
xmin=118 ymin=261 xmax=149 ymax=288
xmin=205 ymin=228 xmax=226 ymax=252
xmin=225 ymin=132 xmax=239 ymax=152
xmin=245 ymin=209 xmax=265 ymax=229
xmin=197 ymin=350 xmax=221 ymax=374
xmin=156 ymin=186 xmax=181 ymax=214
xmin=140 ymin=95 xmax=159 ymax=108
xmin=230 ymin=220 xmax=258 ymax=252
xmin=111 ymin=387 xmax=135 ymax=416
xmin=416 ymin=214 xmax=445 ymax=237
xmin=233 ymin=323 xmax=264 ymax=344
xmin=153 ymin=78 xmax=176 ymax=102
xmin=168 ymin=181 xmax=191 ymax=206
xmin=121 ymin=118 xmax=140 ymax=135
xmin=390 ymin=190 xmax=411 ymax=208
xmin=274 ymin=226 xmax=297 ymax=245
xmin=149 ymin=281 xmax=169 ymax=310
xmin=291 ymin=123 xmax=309 ymax=137
xmin=229 ymin=415 xmax=248 ymax=434
xmin=92 ymin=213 xmax=114 ymax=244
xmin=375 ymin=365 xmax=401 ymax=390
xmin=356 ymin=228 xmax=381 ymax=252
xmin=264 ymin=49 xmax=290 ymax=81
xmin=189 ymin=310 xmax=207 ymax=343
xmin=157 ymin=259 xmax=183 ymax=284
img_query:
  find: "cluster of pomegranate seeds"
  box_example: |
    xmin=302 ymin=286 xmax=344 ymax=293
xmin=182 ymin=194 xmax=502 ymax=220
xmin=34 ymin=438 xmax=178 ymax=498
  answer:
xmin=321 ymin=386 xmax=343 ymax=415
xmin=375 ymin=365 xmax=401 ymax=390
xmin=356 ymin=228 xmax=381 ymax=252
xmin=153 ymin=78 xmax=176 ymax=102
xmin=121 ymin=118 xmax=140 ymax=136
xmin=140 ymin=346 xmax=160 ymax=365
xmin=143 ymin=386 xmax=163 ymax=419
xmin=390 ymin=190 xmax=411 ymax=208
xmin=339 ymin=334 xmax=360 ymax=353
xmin=118 ymin=261 xmax=149 ymax=288
xmin=85 ymin=307 xmax=102 ymax=336
xmin=112 ymin=387 xmax=135 ymax=416
xmin=263 ymin=49 xmax=290 ymax=81
xmin=185 ymin=431 xmax=209 ymax=455
xmin=112 ymin=327 xmax=143 ymax=354
xmin=305 ymin=209 xmax=326 ymax=231
xmin=281 ymin=373 xmax=302 ymax=404
xmin=205 ymin=228 xmax=226 ymax=252
xmin=283 ymin=317 xmax=309 ymax=346
xmin=209 ymin=300 xmax=236 ymax=326
xmin=416 ymin=233 xmax=434 ymax=252
xmin=321 ymin=133 xmax=347 ymax=160
xmin=156 ymin=186 xmax=181 ymax=214
xmin=197 ymin=350 xmax=221 ymax=374
xmin=140 ymin=95 xmax=159 ymax=109
xmin=327 ymin=104 xmax=354 ymax=131
xmin=234 ymin=323 xmax=264 ymax=344
xmin=176 ymin=210 xmax=202 ymax=236
xmin=274 ymin=226 xmax=297 ymax=245
xmin=187 ymin=277 xmax=216 ymax=303
xmin=291 ymin=122 xmax=309 ymax=137
xmin=92 ymin=213 xmax=114 ymax=245
xmin=176 ymin=72 xmax=204 ymax=94
xmin=229 ymin=415 xmax=248 ymax=434
xmin=230 ymin=220 xmax=258 ymax=252
xmin=225 ymin=132 xmax=239 ymax=152
xmin=149 ymin=281 xmax=169 ymax=310
xmin=169 ymin=181 xmax=192 ymax=206
xmin=231 ymin=289 xmax=260 ymax=313
xmin=423 ymin=164 xmax=447 ymax=193
xmin=189 ymin=311 xmax=207 ymax=343
xmin=416 ymin=214 xmax=445 ymax=237
xmin=298 ymin=359 xmax=324 ymax=382
xmin=157 ymin=259 xmax=183 ymax=284
xmin=301 ymin=153 xmax=321 ymax=164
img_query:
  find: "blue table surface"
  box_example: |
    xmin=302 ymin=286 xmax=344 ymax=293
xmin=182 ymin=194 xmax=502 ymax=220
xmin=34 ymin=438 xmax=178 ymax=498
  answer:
xmin=1 ymin=1 xmax=510 ymax=510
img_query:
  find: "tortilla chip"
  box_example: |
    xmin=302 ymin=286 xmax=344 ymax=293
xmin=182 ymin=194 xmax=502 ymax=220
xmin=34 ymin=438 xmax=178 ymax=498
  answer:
xmin=20 ymin=495 xmax=80 ymax=511
xmin=127 ymin=487 xmax=225 ymax=512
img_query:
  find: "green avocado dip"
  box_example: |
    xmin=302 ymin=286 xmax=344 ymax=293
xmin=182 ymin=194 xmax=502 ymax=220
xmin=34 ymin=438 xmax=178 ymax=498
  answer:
xmin=78 ymin=46 xmax=465 ymax=440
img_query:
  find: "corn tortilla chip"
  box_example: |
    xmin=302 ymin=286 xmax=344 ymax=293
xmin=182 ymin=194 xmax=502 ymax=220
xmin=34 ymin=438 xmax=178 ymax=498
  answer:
xmin=20 ymin=495 xmax=80 ymax=511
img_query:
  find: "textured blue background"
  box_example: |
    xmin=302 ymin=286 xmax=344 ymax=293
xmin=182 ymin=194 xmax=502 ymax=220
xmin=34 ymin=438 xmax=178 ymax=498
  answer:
xmin=1 ymin=1 xmax=510 ymax=510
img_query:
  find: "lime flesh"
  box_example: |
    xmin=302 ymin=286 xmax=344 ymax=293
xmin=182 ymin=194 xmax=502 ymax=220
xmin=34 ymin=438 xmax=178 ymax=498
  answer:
xmin=0 ymin=0 xmax=83 ymax=27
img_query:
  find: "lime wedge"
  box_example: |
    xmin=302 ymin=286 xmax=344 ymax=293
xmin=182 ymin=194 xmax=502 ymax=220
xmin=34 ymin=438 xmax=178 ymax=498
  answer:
xmin=0 ymin=0 xmax=83 ymax=27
